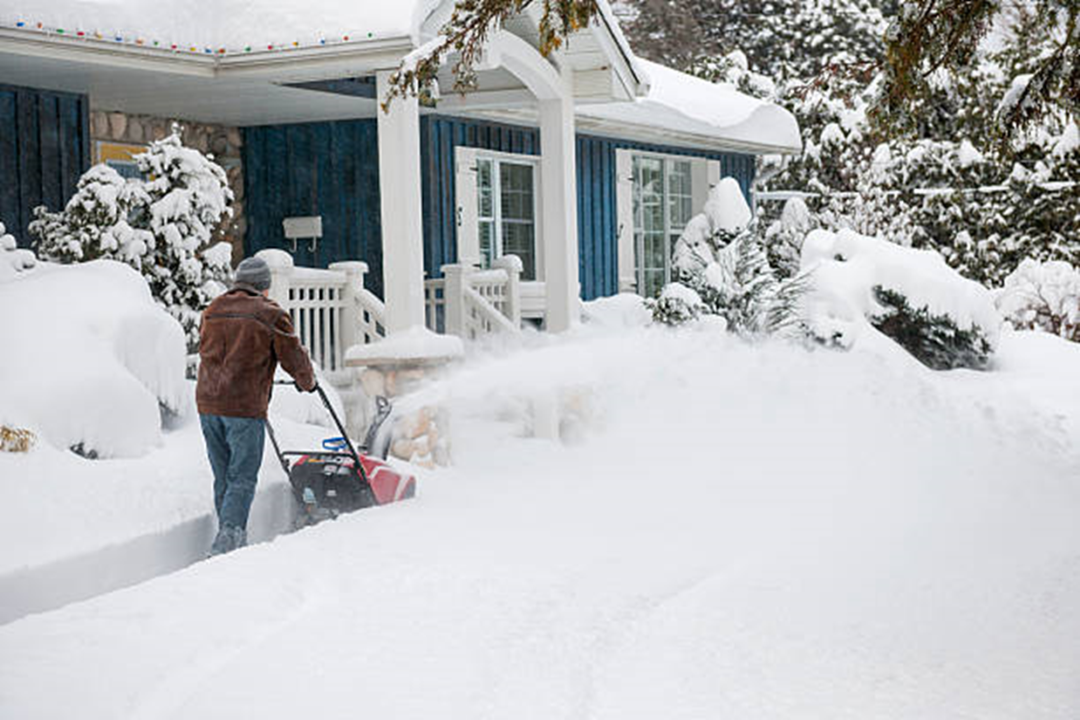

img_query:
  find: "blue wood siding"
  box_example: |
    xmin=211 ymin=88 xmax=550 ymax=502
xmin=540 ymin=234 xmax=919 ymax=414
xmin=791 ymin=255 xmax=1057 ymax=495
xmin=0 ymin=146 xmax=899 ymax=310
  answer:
xmin=575 ymin=134 xmax=757 ymax=300
xmin=242 ymin=120 xmax=383 ymax=296
xmin=242 ymin=113 xmax=758 ymax=305
xmin=0 ymin=84 xmax=89 ymax=247
xmin=419 ymin=115 xmax=539 ymax=280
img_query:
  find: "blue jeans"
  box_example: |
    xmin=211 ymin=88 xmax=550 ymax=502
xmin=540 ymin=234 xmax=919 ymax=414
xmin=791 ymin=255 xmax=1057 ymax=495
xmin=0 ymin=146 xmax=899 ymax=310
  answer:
xmin=200 ymin=414 xmax=266 ymax=531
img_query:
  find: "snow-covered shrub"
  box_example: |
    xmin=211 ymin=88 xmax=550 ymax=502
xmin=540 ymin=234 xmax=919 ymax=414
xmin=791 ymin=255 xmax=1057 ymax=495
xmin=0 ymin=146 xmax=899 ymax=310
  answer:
xmin=870 ymin=287 xmax=994 ymax=370
xmin=651 ymin=283 xmax=705 ymax=326
xmin=135 ymin=131 xmax=234 ymax=345
xmin=0 ymin=221 xmax=37 ymax=282
xmin=30 ymin=165 xmax=152 ymax=266
xmin=801 ymin=228 xmax=1000 ymax=369
xmin=653 ymin=179 xmax=807 ymax=337
xmin=996 ymin=259 xmax=1080 ymax=342
xmin=0 ymin=260 xmax=188 ymax=458
xmin=29 ymin=129 xmax=234 ymax=351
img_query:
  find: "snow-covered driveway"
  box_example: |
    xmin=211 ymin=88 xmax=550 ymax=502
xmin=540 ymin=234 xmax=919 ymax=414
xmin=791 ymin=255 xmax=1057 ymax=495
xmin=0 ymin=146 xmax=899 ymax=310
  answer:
xmin=2 ymin=328 xmax=1080 ymax=718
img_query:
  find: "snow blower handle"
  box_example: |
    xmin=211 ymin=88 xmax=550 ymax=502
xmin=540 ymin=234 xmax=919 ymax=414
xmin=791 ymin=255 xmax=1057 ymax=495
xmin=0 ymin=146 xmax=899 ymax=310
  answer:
xmin=271 ymin=380 xmax=363 ymax=467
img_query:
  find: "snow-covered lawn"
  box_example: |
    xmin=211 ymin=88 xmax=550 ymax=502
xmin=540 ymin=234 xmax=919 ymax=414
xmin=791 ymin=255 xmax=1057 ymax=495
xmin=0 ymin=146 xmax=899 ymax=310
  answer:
xmin=2 ymin=311 xmax=1079 ymax=718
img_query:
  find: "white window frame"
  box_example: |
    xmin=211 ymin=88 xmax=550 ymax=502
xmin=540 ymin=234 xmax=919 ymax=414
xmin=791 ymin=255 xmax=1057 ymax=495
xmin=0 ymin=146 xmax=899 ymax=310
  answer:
xmin=455 ymin=146 xmax=543 ymax=280
xmin=615 ymin=149 xmax=719 ymax=296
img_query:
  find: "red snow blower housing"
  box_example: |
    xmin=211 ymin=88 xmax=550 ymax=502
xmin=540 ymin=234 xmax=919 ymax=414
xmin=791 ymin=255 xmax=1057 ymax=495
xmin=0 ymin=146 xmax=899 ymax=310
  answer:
xmin=266 ymin=382 xmax=415 ymax=527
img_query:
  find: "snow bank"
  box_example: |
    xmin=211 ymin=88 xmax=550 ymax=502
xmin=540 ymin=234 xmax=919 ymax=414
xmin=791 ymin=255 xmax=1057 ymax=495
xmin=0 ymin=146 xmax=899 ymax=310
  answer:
xmin=345 ymin=326 xmax=464 ymax=364
xmin=801 ymin=228 xmax=1001 ymax=349
xmin=4 ymin=322 xmax=1080 ymax=718
xmin=0 ymin=260 xmax=187 ymax=457
xmin=0 ymin=222 xmax=36 ymax=282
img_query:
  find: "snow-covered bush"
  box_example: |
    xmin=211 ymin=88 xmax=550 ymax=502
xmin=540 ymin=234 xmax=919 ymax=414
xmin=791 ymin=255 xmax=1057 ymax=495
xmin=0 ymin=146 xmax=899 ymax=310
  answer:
xmin=30 ymin=165 xmax=152 ymax=266
xmin=135 ymin=132 xmax=234 ymax=344
xmin=30 ymin=129 xmax=234 ymax=351
xmin=653 ymin=179 xmax=807 ymax=337
xmin=0 ymin=260 xmax=188 ymax=458
xmin=871 ymin=287 xmax=994 ymax=370
xmin=801 ymin=228 xmax=1001 ymax=369
xmin=996 ymin=259 xmax=1080 ymax=342
xmin=0 ymin=221 xmax=37 ymax=282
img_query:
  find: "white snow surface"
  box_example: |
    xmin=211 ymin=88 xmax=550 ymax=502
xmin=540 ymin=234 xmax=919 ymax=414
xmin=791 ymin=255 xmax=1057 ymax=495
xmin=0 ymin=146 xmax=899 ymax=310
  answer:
xmin=578 ymin=59 xmax=802 ymax=152
xmin=4 ymin=0 xmax=443 ymax=48
xmin=345 ymin=325 xmax=464 ymax=363
xmin=2 ymin=316 xmax=1080 ymax=717
xmin=0 ymin=260 xmax=187 ymax=458
xmin=801 ymin=228 xmax=1001 ymax=348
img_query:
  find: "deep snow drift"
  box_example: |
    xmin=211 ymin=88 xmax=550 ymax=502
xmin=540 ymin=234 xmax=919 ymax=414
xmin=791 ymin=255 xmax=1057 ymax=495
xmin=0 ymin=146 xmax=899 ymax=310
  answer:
xmin=2 ymin=310 xmax=1079 ymax=719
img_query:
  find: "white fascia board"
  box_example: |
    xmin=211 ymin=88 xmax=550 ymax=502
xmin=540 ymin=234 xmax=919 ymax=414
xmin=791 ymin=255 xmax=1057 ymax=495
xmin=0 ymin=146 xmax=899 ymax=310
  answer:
xmin=574 ymin=114 xmax=801 ymax=155
xmin=0 ymin=27 xmax=214 ymax=77
xmin=0 ymin=27 xmax=415 ymax=82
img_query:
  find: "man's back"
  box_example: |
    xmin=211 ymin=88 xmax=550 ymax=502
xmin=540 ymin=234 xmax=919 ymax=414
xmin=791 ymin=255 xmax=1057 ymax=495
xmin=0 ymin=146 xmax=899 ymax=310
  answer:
xmin=196 ymin=288 xmax=314 ymax=419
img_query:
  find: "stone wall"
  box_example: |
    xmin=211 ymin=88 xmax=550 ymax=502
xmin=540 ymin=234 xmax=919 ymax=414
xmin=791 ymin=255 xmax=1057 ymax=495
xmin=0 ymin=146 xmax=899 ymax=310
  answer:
xmin=88 ymin=109 xmax=246 ymax=264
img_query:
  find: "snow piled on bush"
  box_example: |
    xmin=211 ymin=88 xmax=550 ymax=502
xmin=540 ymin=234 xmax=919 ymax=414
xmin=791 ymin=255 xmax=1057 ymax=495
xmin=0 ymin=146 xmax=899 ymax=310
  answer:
xmin=0 ymin=222 xmax=36 ymax=282
xmin=997 ymin=258 xmax=1080 ymax=342
xmin=801 ymin=227 xmax=1001 ymax=349
xmin=0 ymin=260 xmax=187 ymax=458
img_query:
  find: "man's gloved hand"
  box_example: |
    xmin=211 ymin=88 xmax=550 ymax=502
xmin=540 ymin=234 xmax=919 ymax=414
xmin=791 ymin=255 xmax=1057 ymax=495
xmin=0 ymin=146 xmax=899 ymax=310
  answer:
xmin=294 ymin=380 xmax=318 ymax=394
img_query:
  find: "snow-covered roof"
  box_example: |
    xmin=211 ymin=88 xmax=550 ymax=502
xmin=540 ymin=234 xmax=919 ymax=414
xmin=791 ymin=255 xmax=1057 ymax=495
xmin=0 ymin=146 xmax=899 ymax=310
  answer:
xmin=0 ymin=0 xmax=443 ymax=50
xmin=578 ymin=60 xmax=802 ymax=154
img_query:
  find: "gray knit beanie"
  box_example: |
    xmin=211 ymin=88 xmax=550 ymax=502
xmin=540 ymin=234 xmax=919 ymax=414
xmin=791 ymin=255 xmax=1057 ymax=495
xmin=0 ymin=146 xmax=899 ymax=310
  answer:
xmin=234 ymin=256 xmax=271 ymax=291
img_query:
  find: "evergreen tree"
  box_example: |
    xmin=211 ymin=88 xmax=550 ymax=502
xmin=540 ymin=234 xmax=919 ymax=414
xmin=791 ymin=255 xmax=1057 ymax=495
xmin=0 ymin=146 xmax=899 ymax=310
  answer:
xmin=29 ymin=130 xmax=234 ymax=351
xmin=31 ymin=165 xmax=152 ymax=267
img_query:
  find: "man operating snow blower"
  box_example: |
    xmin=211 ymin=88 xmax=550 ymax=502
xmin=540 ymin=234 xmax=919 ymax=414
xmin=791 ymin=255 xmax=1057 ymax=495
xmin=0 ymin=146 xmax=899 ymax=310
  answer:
xmin=196 ymin=256 xmax=316 ymax=556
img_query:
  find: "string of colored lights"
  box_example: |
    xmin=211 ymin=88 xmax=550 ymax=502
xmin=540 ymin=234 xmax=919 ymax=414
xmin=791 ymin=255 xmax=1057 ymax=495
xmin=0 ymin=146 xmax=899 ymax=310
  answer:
xmin=3 ymin=17 xmax=378 ymax=56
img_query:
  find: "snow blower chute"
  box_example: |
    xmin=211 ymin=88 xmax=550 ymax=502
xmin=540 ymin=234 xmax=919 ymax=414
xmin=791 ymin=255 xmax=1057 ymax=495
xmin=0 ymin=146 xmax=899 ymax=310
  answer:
xmin=265 ymin=382 xmax=416 ymax=527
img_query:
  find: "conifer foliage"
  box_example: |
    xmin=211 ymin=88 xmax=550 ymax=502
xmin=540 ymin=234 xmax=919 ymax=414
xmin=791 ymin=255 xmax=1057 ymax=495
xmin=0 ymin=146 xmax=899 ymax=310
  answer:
xmin=30 ymin=130 xmax=234 ymax=351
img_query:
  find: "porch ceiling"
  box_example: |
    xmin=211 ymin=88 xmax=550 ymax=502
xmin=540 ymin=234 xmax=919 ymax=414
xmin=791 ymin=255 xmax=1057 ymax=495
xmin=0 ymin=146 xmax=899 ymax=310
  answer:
xmin=0 ymin=47 xmax=386 ymax=126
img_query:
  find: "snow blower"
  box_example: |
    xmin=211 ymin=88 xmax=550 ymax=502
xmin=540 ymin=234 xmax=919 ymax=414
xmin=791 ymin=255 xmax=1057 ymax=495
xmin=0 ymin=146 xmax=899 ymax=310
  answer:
xmin=266 ymin=382 xmax=416 ymax=527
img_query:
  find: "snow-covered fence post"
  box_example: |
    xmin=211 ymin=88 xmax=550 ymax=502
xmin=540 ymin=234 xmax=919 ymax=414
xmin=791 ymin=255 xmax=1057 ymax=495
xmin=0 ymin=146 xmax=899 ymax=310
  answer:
xmin=329 ymin=261 xmax=370 ymax=364
xmin=493 ymin=255 xmax=523 ymax=328
xmin=442 ymin=264 xmax=470 ymax=338
xmin=257 ymin=249 xmax=294 ymax=308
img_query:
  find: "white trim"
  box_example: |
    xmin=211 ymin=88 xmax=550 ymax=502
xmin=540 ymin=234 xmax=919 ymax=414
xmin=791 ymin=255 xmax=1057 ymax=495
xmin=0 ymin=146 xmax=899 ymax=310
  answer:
xmin=615 ymin=148 xmax=636 ymax=292
xmin=454 ymin=146 xmax=480 ymax=266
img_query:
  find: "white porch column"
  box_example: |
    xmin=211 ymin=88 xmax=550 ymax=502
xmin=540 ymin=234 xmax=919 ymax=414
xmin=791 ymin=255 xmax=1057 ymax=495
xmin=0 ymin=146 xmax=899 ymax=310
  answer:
xmin=376 ymin=70 xmax=426 ymax=334
xmin=539 ymin=69 xmax=580 ymax=333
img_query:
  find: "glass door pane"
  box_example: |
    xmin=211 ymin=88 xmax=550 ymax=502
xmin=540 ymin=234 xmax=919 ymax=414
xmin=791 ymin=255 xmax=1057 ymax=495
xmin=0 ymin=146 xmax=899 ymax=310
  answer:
xmin=499 ymin=162 xmax=537 ymax=280
xmin=634 ymin=156 xmax=666 ymax=298
xmin=477 ymin=158 xmax=496 ymax=268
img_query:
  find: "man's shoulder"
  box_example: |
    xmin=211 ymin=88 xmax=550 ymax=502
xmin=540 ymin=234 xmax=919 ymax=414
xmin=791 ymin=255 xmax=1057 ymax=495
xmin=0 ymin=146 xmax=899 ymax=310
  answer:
xmin=204 ymin=291 xmax=286 ymax=322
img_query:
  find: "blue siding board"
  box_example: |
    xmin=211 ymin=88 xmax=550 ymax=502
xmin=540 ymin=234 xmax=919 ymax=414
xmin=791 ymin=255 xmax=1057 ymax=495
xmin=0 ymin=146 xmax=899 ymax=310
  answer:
xmin=243 ymin=119 xmax=384 ymax=297
xmin=0 ymin=91 xmax=19 ymax=237
xmin=0 ymin=84 xmax=88 ymax=247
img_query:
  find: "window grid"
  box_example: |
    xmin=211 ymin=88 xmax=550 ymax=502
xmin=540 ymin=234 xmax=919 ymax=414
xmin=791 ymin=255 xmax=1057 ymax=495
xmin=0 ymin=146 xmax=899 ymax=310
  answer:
xmin=633 ymin=155 xmax=695 ymax=299
xmin=475 ymin=156 xmax=538 ymax=281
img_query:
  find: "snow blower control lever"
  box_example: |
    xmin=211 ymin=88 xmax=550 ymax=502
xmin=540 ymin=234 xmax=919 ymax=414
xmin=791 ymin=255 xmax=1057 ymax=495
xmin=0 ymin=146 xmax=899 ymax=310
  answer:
xmin=264 ymin=381 xmax=417 ymax=527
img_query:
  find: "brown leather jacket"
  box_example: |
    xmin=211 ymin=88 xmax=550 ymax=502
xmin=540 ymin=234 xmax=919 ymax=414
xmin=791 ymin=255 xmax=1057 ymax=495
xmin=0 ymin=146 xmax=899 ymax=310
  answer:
xmin=196 ymin=287 xmax=315 ymax=419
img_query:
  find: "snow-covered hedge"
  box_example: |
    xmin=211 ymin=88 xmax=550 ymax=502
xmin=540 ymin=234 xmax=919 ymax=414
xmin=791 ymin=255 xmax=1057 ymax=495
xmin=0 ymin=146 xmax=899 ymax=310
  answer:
xmin=996 ymin=259 xmax=1080 ymax=342
xmin=0 ymin=260 xmax=188 ymax=458
xmin=801 ymin=228 xmax=1001 ymax=369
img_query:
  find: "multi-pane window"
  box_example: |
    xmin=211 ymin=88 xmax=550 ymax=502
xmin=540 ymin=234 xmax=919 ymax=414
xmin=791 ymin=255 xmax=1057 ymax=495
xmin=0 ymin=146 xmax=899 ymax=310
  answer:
xmin=476 ymin=157 xmax=538 ymax=280
xmin=632 ymin=155 xmax=694 ymax=298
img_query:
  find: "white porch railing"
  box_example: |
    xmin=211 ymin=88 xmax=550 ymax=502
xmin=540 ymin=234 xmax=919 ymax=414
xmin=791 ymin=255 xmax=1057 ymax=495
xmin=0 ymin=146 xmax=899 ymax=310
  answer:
xmin=259 ymin=250 xmax=527 ymax=372
xmin=259 ymin=251 xmax=386 ymax=381
xmin=424 ymin=256 xmax=524 ymax=340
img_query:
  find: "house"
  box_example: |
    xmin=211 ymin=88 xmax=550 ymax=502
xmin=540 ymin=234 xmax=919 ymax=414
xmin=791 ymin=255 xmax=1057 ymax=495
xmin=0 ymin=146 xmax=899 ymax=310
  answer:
xmin=0 ymin=0 xmax=799 ymax=359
